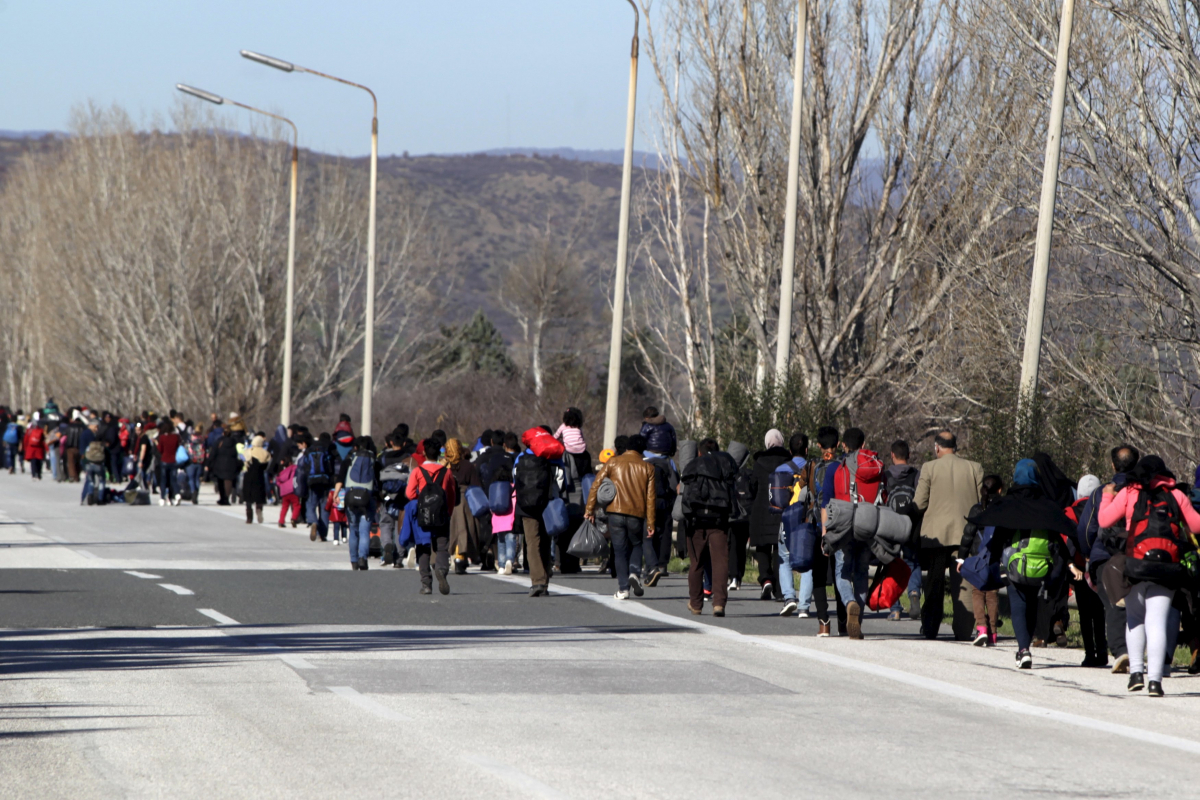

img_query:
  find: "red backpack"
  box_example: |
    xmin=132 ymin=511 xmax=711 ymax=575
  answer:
xmin=1124 ymin=485 xmax=1188 ymax=587
xmin=834 ymin=449 xmax=884 ymax=504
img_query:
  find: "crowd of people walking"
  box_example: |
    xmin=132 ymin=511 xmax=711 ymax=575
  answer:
xmin=3 ymin=399 xmax=1198 ymax=696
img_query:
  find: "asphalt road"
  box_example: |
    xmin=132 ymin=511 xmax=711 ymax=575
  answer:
xmin=1 ymin=474 xmax=1198 ymax=799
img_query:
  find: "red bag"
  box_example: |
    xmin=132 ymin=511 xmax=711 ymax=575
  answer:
xmin=522 ymin=428 xmax=565 ymax=460
xmin=868 ymin=559 xmax=912 ymax=611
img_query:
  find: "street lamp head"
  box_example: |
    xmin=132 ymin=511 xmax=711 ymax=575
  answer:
xmin=176 ymin=84 xmax=224 ymax=105
xmin=241 ymin=50 xmax=295 ymax=72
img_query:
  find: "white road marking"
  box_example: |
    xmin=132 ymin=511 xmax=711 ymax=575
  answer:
xmin=74 ymin=549 xmax=100 ymax=559
xmin=30 ymin=526 xmax=45 ymax=532
xmin=484 ymin=573 xmax=1200 ymax=756
xmin=327 ymin=686 xmax=407 ymax=721
xmin=157 ymin=583 xmax=194 ymax=596
xmin=124 ymin=571 xmax=162 ymax=579
xmin=462 ymin=755 xmax=570 ymax=800
xmin=196 ymin=608 xmax=239 ymax=625
xmin=50 ymin=536 xmax=68 ymax=543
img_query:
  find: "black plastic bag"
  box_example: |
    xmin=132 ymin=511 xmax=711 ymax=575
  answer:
xmin=567 ymin=519 xmax=607 ymax=559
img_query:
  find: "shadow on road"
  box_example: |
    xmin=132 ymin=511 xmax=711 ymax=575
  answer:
xmin=0 ymin=624 xmax=685 ymax=678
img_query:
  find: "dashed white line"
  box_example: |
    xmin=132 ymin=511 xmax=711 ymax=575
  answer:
xmin=74 ymin=549 xmax=99 ymax=559
xmin=157 ymin=583 xmax=194 ymax=596
xmin=196 ymin=608 xmax=239 ymax=625
xmin=254 ymin=645 xmax=316 ymax=670
xmin=327 ymin=687 xmax=407 ymax=721
xmin=125 ymin=571 xmax=162 ymax=579
xmin=462 ymin=755 xmax=569 ymax=800
xmin=30 ymin=526 xmax=45 ymax=533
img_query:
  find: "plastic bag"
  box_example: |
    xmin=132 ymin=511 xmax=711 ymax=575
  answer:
xmin=567 ymin=518 xmax=608 ymax=560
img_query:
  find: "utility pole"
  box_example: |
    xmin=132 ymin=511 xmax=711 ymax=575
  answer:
xmin=774 ymin=0 xmax=809 ymax=383
xmin=602 ymin=0 xmax=640 ymax=450
xmin=1019 ymin=0 xmax=1076 ymax=400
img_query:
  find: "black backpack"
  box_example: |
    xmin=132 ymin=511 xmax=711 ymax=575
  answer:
xmin=681 ymin=454 xmax=732 ymax=519
xmin=515 ymin=453 xmax=551 ymax=512
xmin=307 ymin=448 xmax=334 ymax=489
xmin=732 ymin=467 xmax=753 ymax=523
xmin=416 ymin=465 xmax=449 ymax=529
xmin=810 ymin=459 xmax=837 ymax=522
xmin=645 ymin=455 xmax=677 ymax=514
xmin=885 ymin=468 xmax=919 ymax=516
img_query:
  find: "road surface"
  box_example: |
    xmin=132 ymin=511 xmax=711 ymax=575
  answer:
xmin=0 ymin=475 xmax=1196 ymax=798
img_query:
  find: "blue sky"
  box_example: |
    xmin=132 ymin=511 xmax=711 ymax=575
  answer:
xmin=0 ymin=0 xmax=654 ymax=156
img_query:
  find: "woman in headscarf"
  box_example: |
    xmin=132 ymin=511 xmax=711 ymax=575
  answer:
xmin=969 ymin=459 xmax=1078 ymax=670
xmin=242 ymin=434 xmax=271 ymax=524
xmin=747 ymin=429 xmax=791 ymax=600
xmin=1099 ymin=455 xmax=1200 ymax=696
xmin=445 ymin=439 xmax=482 ymax=574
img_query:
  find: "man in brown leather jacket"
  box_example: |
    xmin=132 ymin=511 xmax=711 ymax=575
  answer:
xmin=585 ymin=433 xmax=657 ymax=599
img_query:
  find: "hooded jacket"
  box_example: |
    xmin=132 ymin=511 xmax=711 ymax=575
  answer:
xmin=638 ymin=415 xmax=677 ymax=457
xmin=746 ymin=446 xmax=791 ymax=546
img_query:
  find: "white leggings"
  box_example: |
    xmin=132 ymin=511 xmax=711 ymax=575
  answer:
xmin=1126 ymin=583 xmax=1176 ymax=682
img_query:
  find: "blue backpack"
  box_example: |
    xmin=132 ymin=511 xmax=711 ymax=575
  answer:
xmin=961 ymin=526 xmax=1003 ymax=591
xmin=3 ymin=423 xmax=18 ymax=445
xmin=307 ymin=449 xmax=334 ymax=488
xmin=488 ymin=481 xmax=513 ymax=515
xmin=343 ymin=450 xmax=375 ymax=509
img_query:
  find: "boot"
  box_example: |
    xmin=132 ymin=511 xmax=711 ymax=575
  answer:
xmin=255 ymin=506 xmax=263 ymax=524
xmin=383 ymin=543 xmax=396 ymax=567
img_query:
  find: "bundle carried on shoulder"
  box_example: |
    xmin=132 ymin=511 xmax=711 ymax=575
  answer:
xmin=823 ymin=498 xmax=912 ymax=560
xmin=523 ymin=427 xmax=565 ymax=460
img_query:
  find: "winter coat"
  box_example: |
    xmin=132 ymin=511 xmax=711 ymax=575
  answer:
xmin=746 ymin=446 xmax=791 ymax=546
xmin=211 ymin=433 xmax=243 ymax=482
xmin=449 ymin=460 xmax=482 ymax=559
xmin=585 ymin=451 xmax=657 ymax=528
xmin=274 ymin=464 xmax=297 ymax=496
xmin=242 ymin=458 xmax=268 ymax=505
xmin=22 ymin=427 xmax=46 ymax=461
xmin=639 ymin=416 xmax=677 ymax=457
xmin=914 ymin=452 xmax=984 ymax=548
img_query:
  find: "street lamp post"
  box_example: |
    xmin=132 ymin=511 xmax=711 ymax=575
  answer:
xmin=774 ymin=0 xmax=808 ymax=383
xmin=1019 ymin=0 xmax=1076 ymax=401
xmin=240 ymin=50 xmax=379 ymax=437
xmin=176 ymin=83 xmax=299 ymax=428
xmin=602 ymin=0 xmax=640 ymax=450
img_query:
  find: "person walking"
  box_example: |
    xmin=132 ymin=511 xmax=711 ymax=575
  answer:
xmin=326 ymin=487 xmax=348 ymax=545
xmin=1098 ymin=455 xmax=1200 ymax=696
xmin=819 ymin=427 xmax=885 ymax=640
xmin=585 ymin=433 xmax=656 ymax=600
xmin=155 ymin=419 xmax=181 ymax=506
xmin=746 ymin=429 xmax=792 ymax=601
xmin=681 ymin=438 xmax=736 ymax=616
xmin=513 ymin=428 xmax=562 ymax=597
xmin=22 ymin=421 xmax=45 ymax=481
xmin=774 ymin=433 xmax=814 ymax=618
xmin=242 ymin=435 xmax=270 ymax=524
xmin=1075 ymin=445 xmax=1139 ymax=673
xmin=274 ymin=456 xmax=301 ymax=528
xmin=913 ymin=431 xmax=984 ymax=640
xmin=184 ymin=429 xmax=206 ymax=504
xmin=1065 ymin=474 xmax=1109 ymax=666
xmin=445 ymin=439 xmax=481 ymax=575
xmin=377 ymin=433 xmax=411 ymax=567
xmin=211 ymin=426 xmax=242 ymax=506
xmin=405 ymin=437 xmax=457 ymax=590
xmin=957 ymin=474 xmax=1005 ymax=646
xmin=883 ymin=440 xmax=923 ymax=621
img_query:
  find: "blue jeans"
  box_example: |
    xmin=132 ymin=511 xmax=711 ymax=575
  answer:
xmin=498 ymin=531 xmax=520 ymax=566
xmin=185 ymin=464 xmax=203 ymax=497
xmin=346 ymin=503 xmax=374 ymax=562
xmin=608 ymin=513 xmax=644 ymax=591
xmin=776 ymin=524 xmax=797 ymax=602
xmin=82 ymin=463 xmax=106 ymax=502
xmin=306 ymin=489 xmax=330 ymax=540
xmin=157 ymin=464 xmax=178 ymax=500
xmin=834 ymin=541 xmax=870 ymax=607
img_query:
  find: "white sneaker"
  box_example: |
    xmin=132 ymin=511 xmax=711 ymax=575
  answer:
xmin=158 ymin=498 xmax=166 ymax=507
xmin=503 ymin=561 xmax=513 ymax=576
xmin=334 ymin=539 xmax=341 ymax=546
xmin=613 ymin=590 xmax=629 ymax=600
xmin=727 ymin=578 xmax=739 ymax=592
xmin=172 ymin=495 xmax=181 ymax=506
xmin=798 ymin=610 xmax=811 ymax=619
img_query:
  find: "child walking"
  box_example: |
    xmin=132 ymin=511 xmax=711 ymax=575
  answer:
xmin=326 ymin=486 xmax=348 ymax=545
xmin=494 ymin=484 xmax=518 ymax=575
xmin=958 ymin=475 xmax=1005 ymax=646
xmin=274 ymin=456 xmax=301 ymax=528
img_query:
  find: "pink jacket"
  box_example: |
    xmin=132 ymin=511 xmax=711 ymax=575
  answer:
xmin=1097 ymin=478 xmax=1200 ymax=532
xmin=274 ymin=464 xmax=297 ymax=497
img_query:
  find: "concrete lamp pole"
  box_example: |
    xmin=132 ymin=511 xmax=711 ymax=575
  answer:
xmin=602 ymin=0 xmax=640 ymax=450
xmin=1018 ymin=0 xmax=1076 ymax=401
xmin=175 ymin=83 xmax=299 ymax=429
xmin=241 ymin=50 xmax=379 ymax=437
xmin=774 ymin=0 xmax=809 ymax=383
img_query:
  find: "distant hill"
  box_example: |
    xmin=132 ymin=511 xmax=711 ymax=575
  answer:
xmin=465 ymin=147 xmax=662 ymax=168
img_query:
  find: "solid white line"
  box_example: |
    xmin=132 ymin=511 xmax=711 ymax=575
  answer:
xmin=157 ymin=583 xmax=194 ymax=596
xmin=278 ymin=654 xmax=316 ymax=670
xmin=196 ymin=608 xmax=239 ymax=625
xmin=462 ymin=755 xmax=569 ymax=800
xmin=124 ymin=571 xmax=162 ymax=579
xmin=483 ymin=572 xmax=1200 ymax=756
xmin=74 ymin=549 xmax=100 ymax=559
xmin=327 ymin=686 xmax=407 ymax=721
